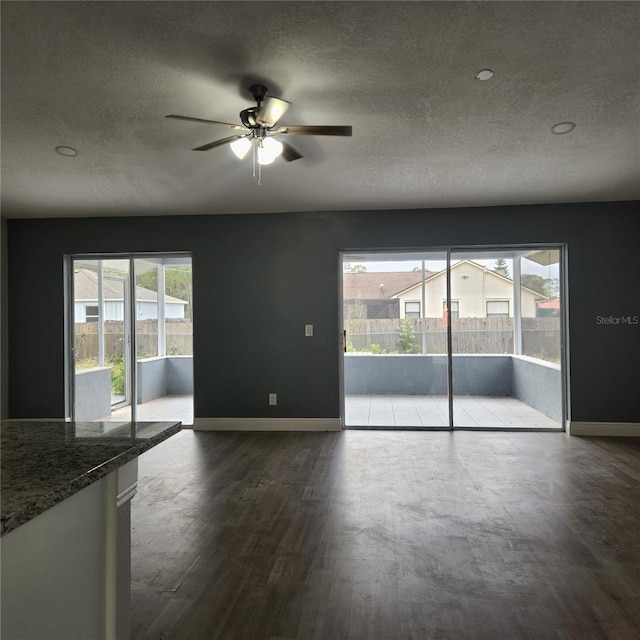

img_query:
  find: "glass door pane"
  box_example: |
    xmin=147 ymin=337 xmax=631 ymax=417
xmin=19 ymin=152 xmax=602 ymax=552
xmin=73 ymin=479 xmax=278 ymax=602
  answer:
xmin=133 ymin=256 xmax=193 ymax=424
xmin=342 ymin=250 xmax=449 ymax=428
xmin=132 ymin=257 xmax=193 ymax=424
xmin=449 ymin=248 xmax=563 ymax=429
xmin=72 ymin=258 xmax=131 ymax=422
xmin=518 ymin=248 xmax=563 ymax=428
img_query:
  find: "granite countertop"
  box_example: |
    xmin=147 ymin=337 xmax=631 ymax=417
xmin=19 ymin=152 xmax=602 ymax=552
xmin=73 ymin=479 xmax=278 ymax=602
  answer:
xmin=1 ymin=420 xmax=182 ymax=536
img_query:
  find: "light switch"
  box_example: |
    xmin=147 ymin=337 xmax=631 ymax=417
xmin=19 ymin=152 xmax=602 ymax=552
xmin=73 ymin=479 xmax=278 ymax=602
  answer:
xmin=305 ymin=324 xmax=314 ymax=337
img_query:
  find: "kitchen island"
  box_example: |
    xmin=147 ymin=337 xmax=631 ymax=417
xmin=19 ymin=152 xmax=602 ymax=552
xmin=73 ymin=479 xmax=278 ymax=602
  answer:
xmin=1 ymin=419 xmax=182 ymax=639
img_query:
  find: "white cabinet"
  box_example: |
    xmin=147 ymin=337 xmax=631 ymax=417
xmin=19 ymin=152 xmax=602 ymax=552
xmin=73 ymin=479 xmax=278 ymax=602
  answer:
xmin=1 ymin=460 xmax=138 ymax=640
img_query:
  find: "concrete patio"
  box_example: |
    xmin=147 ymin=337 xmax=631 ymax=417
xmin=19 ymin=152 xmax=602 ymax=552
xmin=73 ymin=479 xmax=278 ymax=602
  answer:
xmin=345 ymin=394 xmax=561 ymax=429
xmin=109 ymin=394 xmax=193 ymax=426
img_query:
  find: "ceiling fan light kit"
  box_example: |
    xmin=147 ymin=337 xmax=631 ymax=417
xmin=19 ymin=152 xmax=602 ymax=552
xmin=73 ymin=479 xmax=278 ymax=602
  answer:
xmin=230 ymin=136 xmax=252 ymax=160
xmin=167 ymin=83 xmax=352 ymax=185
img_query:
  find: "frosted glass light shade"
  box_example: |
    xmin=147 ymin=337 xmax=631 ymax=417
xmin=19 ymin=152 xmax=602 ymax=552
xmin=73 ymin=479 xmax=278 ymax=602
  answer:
xmin=257 ymin=137 xmax=283 ymax=165
xmin=230 ymin=137 xmax=252 ymax=159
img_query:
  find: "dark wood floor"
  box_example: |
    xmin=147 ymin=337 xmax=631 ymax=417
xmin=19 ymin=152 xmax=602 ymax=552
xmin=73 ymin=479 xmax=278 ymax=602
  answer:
xmin=130 ymin=430 xmax=640 ymax=639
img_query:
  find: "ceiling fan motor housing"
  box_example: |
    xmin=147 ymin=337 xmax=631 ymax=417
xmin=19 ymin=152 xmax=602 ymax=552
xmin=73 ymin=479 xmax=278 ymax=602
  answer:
xmin=240 ymin=86 xmax=271 ymax=129
xmin=249 ymin=84 xmax=269 ymax=105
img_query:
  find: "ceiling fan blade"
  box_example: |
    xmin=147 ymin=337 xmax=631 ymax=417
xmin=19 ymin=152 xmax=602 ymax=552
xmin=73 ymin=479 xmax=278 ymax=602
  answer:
xmin=281 ymin=141 xmax=303 ymax=162
xmin=256 ymin=97 xmax=291 ymax=128
xmin=274 ymin=125 xmax=352 ymax=137
xmin=166 ymin=114 xmax=245 ymax=130
xmin=192 ymin=134 xmax=249 ymax=151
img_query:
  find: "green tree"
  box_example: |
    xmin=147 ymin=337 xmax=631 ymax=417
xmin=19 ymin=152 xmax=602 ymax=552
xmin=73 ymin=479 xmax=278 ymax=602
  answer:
xmin=546 ymin=277 xmax=560 ymax=298
xmin=494 ymin=258 xmax=510 ymax=278
xmin=520 ymin=274 xmax=560 ymax=299
xmin=520 ymin=274 xmax=551 ymax=297
xmin=137 ymin=266 xmax=192 ymax=318
xmin=397 ymin=318 xmax=420 ymax=354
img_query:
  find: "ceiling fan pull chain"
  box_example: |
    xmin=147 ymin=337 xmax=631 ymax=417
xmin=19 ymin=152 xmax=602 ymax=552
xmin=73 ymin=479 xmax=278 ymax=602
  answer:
xmin=257 ymin=137 xmax=263 ymax=185
xmin=252 ymin=140 xmax=257 ymax=179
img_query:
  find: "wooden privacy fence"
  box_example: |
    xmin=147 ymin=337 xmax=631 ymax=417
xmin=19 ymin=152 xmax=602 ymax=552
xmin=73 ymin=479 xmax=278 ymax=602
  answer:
xmin=345 ymin=317 xmax=560 ymax=361
xmin=74 ymin=320 xmax=193 ymax=362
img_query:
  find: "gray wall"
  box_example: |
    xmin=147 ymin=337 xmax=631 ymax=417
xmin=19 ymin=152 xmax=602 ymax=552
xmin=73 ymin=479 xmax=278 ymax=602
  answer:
xmin=344 ymin=354 xmax=512 ymax=396
xmin=512 ymin=356 xmax=562 ymax=423
xmin=74 ymin=367 xmax=112 ymax=421
xmin=451 ymin=355 xmax=513 ymax=397
xmin=136 ymin=357 xmax=167 ymax=405
xmin=345 ymin=354 xmax=449 ymax=395
xmin=166 ymin=356 xmax=193 ymax=395
xmin=1 ymin=217 xmax=8 ymax=419
xmin=5 ymin=202 xmax=640 ymax=423
xmin=137 ymin=356 xmax=193 ymax=403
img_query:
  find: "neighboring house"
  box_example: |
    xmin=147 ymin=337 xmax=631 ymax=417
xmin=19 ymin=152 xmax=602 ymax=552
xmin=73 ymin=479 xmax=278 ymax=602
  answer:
xmin=537 ymin=299 xmax=561 ymax=317
xmin=73 ymin=269 xmax=188 ymax=322
xmin=344 ymin=260 xmax=545 ymax=320
xmin=394 ymin=260 xmax=544 ymax=318
xmin=343 ymin=271 xmax=436 ymax=319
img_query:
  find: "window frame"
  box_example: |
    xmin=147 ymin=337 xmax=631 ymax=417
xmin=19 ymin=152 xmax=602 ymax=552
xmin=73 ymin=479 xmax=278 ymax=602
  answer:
xmin=85 ymin=305 xmax=99 ymax=322
xmin=405 ymin=301 xmax=421 ymax=319
xmin=486 ymin=300 xmax=510 ymax=317
xmin=444 ymin=300 xmax=460 ymax=319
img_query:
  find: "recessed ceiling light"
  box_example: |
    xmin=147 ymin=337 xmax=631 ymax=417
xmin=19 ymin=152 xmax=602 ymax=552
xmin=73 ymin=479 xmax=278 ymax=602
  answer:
xmin=476 ymin=69 xmax=494 ymax=81
xmin=55 ymin=145 xmax=78 ymax=157
xmin=551 ymin=122 xmax=576 ymax=135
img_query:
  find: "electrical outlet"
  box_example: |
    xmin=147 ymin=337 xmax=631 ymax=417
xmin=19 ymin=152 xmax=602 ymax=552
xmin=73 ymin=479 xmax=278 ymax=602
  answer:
xmin=305 ymin=324 xmax=314 ymax=337
xmin=269 ymin=393 xmax=277 ymax=406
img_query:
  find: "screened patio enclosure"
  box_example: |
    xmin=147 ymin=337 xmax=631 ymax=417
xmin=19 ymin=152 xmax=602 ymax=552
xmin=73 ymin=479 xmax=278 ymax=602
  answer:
xmin=342 ymin=247 xmax=564 ymax=430
xmin=68 ymin=254 xmax=193 ymax=426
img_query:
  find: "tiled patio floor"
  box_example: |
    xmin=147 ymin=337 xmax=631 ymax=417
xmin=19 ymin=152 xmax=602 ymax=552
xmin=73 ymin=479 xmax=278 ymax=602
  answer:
xmin=109 ymin=395 xmax=193 ymax=426
xmin=346 ymin=394 xmax=561 ymax=429
xmin=105 ymin=394 xmax=559 ymax=430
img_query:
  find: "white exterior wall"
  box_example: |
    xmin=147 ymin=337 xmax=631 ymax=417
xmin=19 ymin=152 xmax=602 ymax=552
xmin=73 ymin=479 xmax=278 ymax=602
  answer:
xmin=396 ymin=262 xmax=539 ymax=319
xmin=74 ymin=301 xmax=184 ymax=322
xmin=136 ymin=300 xmax=158 ymax=320
xmin=137 ymin=301 xmax=184 ymax=320
xmin=106 ymin=300 xmax=125 ymax=321
xmin=164 ymin=303 xmax=185 ymax=319
xmin=397 ymin=274 xmax=447 ymax=319
xmin=520 ymin=294 xmax=538 ymax=318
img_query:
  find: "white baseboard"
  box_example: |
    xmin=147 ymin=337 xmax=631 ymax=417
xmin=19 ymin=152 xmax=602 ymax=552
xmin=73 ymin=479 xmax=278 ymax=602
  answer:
xmin=194 ymin=417 xmax=342 ymax=432
xmin=568 ymin=421 xmax=640 ymax=437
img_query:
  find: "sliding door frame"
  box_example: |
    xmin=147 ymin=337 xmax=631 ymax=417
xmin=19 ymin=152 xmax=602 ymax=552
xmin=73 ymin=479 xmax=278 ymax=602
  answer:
xmin=64 ymin=251 xmax=192 ymax=423
xmin=339 ymin=243 xmax=568 ymax=431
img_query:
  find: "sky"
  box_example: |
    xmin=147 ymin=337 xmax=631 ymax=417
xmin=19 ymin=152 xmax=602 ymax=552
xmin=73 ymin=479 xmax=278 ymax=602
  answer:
xmin=342 ymin=255 xmax=559 ymax=279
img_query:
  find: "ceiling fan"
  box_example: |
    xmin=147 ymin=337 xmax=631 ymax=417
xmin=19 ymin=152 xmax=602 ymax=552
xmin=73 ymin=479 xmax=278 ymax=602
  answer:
xmin=166 ymin=84 xmax=352 ymax=183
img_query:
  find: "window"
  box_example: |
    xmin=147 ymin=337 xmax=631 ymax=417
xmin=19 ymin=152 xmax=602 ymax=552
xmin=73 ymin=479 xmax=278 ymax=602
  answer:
xmin=444 ymin=300 xmax=460 ymax=319
xmin=405 ymin=301 xmax=420 ymax=318
xmin=85 ymin=305 xmax=99 ymax=322
xmin=486 ymin=300 xmax=509 ymax=317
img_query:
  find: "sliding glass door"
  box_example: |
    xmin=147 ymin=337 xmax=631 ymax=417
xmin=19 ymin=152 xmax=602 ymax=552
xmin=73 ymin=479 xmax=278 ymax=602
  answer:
xmin=341 ymin=246 xmax=565 ymax=430
xmin=71 ymin=258 xmax=131 ymax=421
xmin=68 ymin=253 xmax=194 ymax=425
xmin=450 ymin=248 xmax=563 ymax=429
xmin=342 ymin=251 xmax=449 ymax=428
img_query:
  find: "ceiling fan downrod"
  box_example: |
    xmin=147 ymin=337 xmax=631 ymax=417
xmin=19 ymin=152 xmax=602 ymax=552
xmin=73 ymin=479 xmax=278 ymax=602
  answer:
xmin=249 ymin=84 xmax=268 ymax=107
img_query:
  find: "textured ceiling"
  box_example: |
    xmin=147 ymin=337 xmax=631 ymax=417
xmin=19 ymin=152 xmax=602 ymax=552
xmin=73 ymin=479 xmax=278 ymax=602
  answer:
xmin=1 ymin=1 xmax=639 ymax=219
